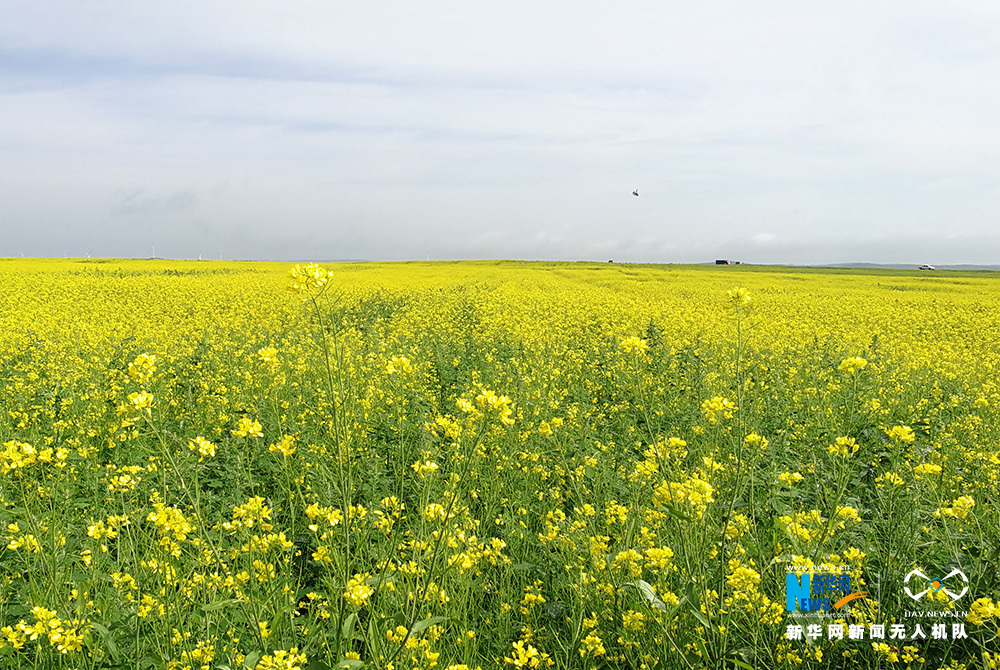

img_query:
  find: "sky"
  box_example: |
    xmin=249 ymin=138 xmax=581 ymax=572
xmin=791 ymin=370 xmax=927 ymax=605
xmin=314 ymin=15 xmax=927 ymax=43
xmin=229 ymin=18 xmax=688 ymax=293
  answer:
xmin=3 ymin=1 xmax=1000 ymax=265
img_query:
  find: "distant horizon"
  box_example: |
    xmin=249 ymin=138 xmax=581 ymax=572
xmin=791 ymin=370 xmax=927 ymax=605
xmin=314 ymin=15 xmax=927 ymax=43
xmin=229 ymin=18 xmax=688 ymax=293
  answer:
xmin=7 ymin=255 xmax=1000 ymax=272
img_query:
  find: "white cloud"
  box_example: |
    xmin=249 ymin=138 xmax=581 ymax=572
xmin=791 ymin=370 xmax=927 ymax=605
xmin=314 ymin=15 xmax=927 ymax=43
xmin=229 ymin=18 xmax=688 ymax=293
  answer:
xmin=3 ymin=1 xmax=1000 ymax=261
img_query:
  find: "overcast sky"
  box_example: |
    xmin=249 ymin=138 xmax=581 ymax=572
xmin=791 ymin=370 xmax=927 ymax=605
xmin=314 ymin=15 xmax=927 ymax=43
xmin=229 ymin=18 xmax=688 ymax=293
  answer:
xmin=3 ymin=2 xmax=1000 ymax=264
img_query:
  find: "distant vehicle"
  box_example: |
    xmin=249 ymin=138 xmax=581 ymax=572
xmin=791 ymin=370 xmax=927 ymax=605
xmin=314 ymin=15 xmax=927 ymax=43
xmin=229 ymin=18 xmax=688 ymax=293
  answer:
xmin=715 ymin=259 xmax=731 ymax=265
xmin=917 ymin=264 xmax=936 ymax=270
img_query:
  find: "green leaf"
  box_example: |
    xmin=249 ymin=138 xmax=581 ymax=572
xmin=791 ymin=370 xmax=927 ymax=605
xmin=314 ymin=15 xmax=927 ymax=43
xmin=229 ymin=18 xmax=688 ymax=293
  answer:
xmin=689 ymin=605 xmax=712 ymax=630
xmin=341 ymin=612 xmax=357 ymax=642
xmin=684 ymin=583 xmax=712 ymax=630
xmin=5 ymin=604 xmax=28 ymax=618
xmin=410 ymin=616 xmax=447 ymax=634
xmin=626 ymin=580 xmax=666 ymax=612
xmin=366 ymin=618 xmax=382 ymax=659
xmin=243 ymin=651 xmax=262 ymax=669
xmin=202 ymin=599 xmax=242 ymax=613
xmin=334 ymin=661 xmax=366 ymax=670
xmin=662 ymin=504 xmax=694 ymax=523
xmin=89 ymin=622 xmax=121 ymax=662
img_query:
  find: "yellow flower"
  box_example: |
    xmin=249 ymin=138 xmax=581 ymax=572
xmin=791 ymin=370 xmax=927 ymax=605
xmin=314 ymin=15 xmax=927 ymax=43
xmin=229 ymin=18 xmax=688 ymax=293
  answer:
xmin=913 ymin=462 xmax=942 ymax=478
xmin=1 ymin=440 xmax=38 ymax=473
xmin=843 ymin=547 xmax=866 ymax=563
xmin=619 ymin=336 xmax=648 ymax=354
xmin=504 ymin=640 xmax=551 ymax=668
xmin=623 ymin=610 xmax=645 ymax=630
xmin=872 ymin=642 xmax=899 ymax=662
xmin=386 ymin=356 xmax=414 ymax=375
xmin=827 ymin=436 xmax=859 ymax=456
xmin=128 ymin=391 xmax=154 ymax=412
xmin=777 ymin=471 xmax=804 ymax=486
xmin=700 ymin=396 xmax=736 ymax=424
xmin=269 ymin=435 xmax=296 ymax=457
xmin=876 ymin=471 xmax=904 ymax=486
xmin=232 ymin=417 xmax=263 ymax=438
xmin=726 ymin=562 xmax=762 ymax=597
xmin=230 ymin=496 xmax=274 ymax=531
xmin=257 ymin=346 xmax=278 ymax=362
xmin=287 ymin=263 xmax=329 ymax=292
xmin=128 ymin=353 xmax=157 ymax=383
xmin=579 ymin=631 xmax=605 ymax=657
xmin=836 ymin=505 xmax=862 ymax=524
xmin=935 ymin=495 xmax=975 ymax=519
xmin=147 ymin=503 xmax=193 ymax=543
xmin=254 ymin=647 xmax=308 ymax=670
xmin=727 ymin=287 xmax=751 ymax=305
xmin=885 ymin=425 xmax=915 ymax=444
xmin=188 ymin=436 xmax=216 ymax=460
xmin=838 ymin=356 xmax=868 ymax=373
xmin=344 ymin=573 xmax=374 ymax=607
xmin=411 ymin=460 xmax=439 ymax=477
xmin=968 ymin=598 xmax=998 ymax=626
xmin=423 ymin=503 xmax=448 ymax=522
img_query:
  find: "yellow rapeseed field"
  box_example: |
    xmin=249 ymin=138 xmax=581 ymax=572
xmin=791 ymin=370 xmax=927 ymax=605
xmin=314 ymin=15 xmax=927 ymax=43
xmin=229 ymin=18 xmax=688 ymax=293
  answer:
xmin=1 ymin=258 xmax=998 ymax=669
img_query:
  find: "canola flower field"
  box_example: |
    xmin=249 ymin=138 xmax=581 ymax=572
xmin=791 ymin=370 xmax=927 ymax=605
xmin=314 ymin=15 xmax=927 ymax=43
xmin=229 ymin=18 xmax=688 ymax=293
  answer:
xmin=1 ymin=258 xmax=999 ymax=670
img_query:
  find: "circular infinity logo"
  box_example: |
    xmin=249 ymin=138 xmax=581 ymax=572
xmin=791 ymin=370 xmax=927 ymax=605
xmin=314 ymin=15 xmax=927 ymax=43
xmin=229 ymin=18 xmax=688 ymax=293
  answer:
xmin=903 ymin=568 xmax=968 ymax=601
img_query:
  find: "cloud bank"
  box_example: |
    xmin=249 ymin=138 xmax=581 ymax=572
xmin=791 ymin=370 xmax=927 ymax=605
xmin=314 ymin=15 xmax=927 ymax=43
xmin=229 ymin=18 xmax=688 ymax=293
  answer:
xmin=2 ymin=1 xmax=1000 ymax=264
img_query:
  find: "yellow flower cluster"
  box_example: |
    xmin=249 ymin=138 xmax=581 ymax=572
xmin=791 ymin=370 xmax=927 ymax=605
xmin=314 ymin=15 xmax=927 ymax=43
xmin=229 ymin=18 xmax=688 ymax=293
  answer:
xmin=1 ymin=439 xmax=69 ymax=473
xmin=344 ymin=573 xmax=374 ymax=607
xmin=700 ymin=396 xmax=736 ymax=425
xmin=188 ymin=435 xmax=216 ymax=460
xmin=827 ymin=436 xmax=859 ymax=457
xmin=652 ymin=475 xmax=715 ymax=517
xmin=0 ymin=606 xmax=87 ymax=655
xmin=386 ymin=355 xmax=414 ymax=375
xmin=128 ymin=352 xmax=157 ymax=382
xmin=287 ymin=263 xmax=329 ymax=293
xmin=268 ymin=434 xmax=296 ymax=457
xmin=968 ymin=597 xmax=998 ymax=626
xmin=228 ymin=496 xmax=274 ymax=531
xmin=147 ymin=503 xmax=193 ymax=544
xmin=254 ymin=647 xmax=308 ymax=670
xmin=885 ymin=424 xmax=916 ymax=444
xmin=232 ymin=416 xmax=263 ymax=438
xmin=838 ymin=356 xmax=868 ymax=373
xmin=619 ymin=336 xmax=648 ymax=354
xmin=935 ymin=495 xmax=976 ymax=519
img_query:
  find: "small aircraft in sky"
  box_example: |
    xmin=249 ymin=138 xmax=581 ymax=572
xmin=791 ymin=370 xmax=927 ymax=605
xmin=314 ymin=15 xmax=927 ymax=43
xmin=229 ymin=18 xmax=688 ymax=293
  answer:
xmin=632 ymin=189 xmax=639 ymax=197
